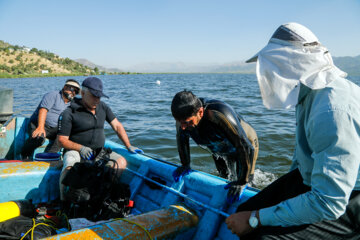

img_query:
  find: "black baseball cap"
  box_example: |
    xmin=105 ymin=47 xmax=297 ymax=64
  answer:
xmin=82 ymin=77 xmax=109 ymax=98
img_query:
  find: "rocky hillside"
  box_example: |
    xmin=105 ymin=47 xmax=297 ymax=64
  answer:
xmin=0 ymin=40 xmax=115 ymax=78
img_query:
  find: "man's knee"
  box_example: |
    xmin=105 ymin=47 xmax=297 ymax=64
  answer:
xmin=107 ymin=151 xmax=126 ymax=169
xmin=116 ymin=156 xmax=127 ymax=169
xmin=62 ymin=150 xmax=81 ymax=172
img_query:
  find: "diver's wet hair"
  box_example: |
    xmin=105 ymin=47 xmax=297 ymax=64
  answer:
xmin=171 ymin=90 xmax=202 ymax=120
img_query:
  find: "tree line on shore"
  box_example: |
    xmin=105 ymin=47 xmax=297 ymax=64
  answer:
xmin=0 ymin=40 xmax=129 ymax=78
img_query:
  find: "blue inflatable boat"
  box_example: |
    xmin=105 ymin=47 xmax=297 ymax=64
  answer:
xmin=0 ymin=117 xmax=258 ymax=239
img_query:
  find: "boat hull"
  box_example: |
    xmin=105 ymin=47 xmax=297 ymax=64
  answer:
xmin=0 ymin=117 xmax=258 ymax=239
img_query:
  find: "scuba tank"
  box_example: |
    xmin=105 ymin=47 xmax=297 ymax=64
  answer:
xmin=0 ymin=200 xmax=34 ymax=222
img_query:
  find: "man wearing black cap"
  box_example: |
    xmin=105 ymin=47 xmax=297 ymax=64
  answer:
xmin=21 ymin=79 xmax=80 ymax=159
xmin=57 ymin=77 xmax=139 ymax=201
xmin=226 ymin=23 xmax=360 ymax=239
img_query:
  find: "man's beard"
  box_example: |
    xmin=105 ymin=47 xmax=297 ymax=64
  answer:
xmin=64 ymin=92 xmax=74 ymax=101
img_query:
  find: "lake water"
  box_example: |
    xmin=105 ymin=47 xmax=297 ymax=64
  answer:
xmin=1 ymin=73 xmax=360 ymax=189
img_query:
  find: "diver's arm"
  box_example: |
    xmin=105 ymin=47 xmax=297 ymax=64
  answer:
xmin=58 ymin=135 xmax=82 ymax=152
xmin=110 ymin=118 xmax=131 ymax=149
xmin=176 ymin=121 xmax=191 ymax=167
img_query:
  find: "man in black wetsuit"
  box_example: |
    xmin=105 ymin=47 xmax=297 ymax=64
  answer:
xmin=58 ymin=77 xmax=140 ymax=201
xmin=171 ymin=90 xmax=258 ymax=203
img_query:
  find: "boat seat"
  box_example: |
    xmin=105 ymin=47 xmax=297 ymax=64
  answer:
xmin=32 ymin=139 xmax=56 ymax=158
xmin=33 ymin=139 xmax=50 ymax=153
xmin=0 ymin=161 xmax=62 ymax=204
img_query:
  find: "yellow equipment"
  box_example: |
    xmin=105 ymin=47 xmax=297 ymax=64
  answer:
xmin=0 ymin=200 xmax=33 ymax=223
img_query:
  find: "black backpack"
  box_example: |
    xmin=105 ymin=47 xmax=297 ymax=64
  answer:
xmin=61 ymin=157 xmax=132 ymax=221
xmin=0 ymin=216 xmax=56 ymax=240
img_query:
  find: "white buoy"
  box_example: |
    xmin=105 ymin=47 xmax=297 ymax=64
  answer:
xmin=156 ymin=80 xmax=161 ymax=85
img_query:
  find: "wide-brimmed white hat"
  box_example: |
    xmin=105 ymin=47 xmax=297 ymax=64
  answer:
xmin=246 ymin=22 xmax=319 ymax=63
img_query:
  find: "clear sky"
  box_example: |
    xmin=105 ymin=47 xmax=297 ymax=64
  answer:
xmin=0 ymin=0 xmax=359 ymax=69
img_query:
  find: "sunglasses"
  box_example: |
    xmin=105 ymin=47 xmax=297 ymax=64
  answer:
xmin=65 ymin=85 xmax=79 ymax=94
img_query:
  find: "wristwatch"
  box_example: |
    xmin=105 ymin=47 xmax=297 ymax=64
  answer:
xmin=249 ymin=210 xmax=259 ymax=228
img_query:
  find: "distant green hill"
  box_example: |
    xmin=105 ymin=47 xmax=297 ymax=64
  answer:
xmin=129 ymin=55 xmax=360 ymax=75
xmin=0 ymin=40 xmax=125 ymax=78
xmin=205 ymin=55 xmax=360 ymax=76
xmin=1 ymin=39 xmax=359 ymax=77
xmin=74 ymin=58 xmax=124 ymax=74
xmin=210 ymin=56 xmax=360 ymax=76
xmin=0 ymin=40 xmax=10 ymax=49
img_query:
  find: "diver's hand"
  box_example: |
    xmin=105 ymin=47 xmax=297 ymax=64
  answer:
xmin=224 ymin=181 xmax=247 ymax=204
xmin=127 ymin=145 xmax=143 ymax=154
xmin=172 ymin=166 xmax=192 ymax=182
xmin=80 ymin=146 xmax=94 ymax=160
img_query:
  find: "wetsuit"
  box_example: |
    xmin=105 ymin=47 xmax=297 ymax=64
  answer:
xmin=176 ymin=98 xmax=258 ymax=185
xmin=58 ymin=97 xmax=116 ymax=156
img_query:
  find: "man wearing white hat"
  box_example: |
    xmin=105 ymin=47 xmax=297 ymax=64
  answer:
xmin=21 ymin=79 xmax=80 ymax=159
xmin=226 ymin=23 xmax=360 ymax=239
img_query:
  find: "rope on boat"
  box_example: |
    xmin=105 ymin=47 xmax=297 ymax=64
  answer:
xmin=114 ymin=218 xmax=153 ymax=240
xmin=126 ymin=167 xmax=230 ymax=218
xmin=137 ymin=152 xmax=178 ymax=167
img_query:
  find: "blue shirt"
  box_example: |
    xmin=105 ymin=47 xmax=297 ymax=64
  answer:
xmin=260 ymin=77 xmax=360 ymax=227
xmin=30 ymin=90 xmax=70 ymax=128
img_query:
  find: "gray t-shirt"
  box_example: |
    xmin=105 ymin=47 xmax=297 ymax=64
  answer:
xmin=30 ymin=90 xmax=70 ymax=128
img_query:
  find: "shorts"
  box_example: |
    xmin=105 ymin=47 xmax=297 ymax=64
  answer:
xmin=62 ymin=148 xmax=122 ymax=171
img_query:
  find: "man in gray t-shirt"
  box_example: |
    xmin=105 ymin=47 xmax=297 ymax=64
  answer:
xmin=21 ymin=79 xmax=80 ymax=159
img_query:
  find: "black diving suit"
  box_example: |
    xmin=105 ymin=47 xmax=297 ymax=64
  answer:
xmin=176 ymin=98 xmax=259 ymax=185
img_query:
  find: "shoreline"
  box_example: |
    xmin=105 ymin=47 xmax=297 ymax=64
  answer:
xmin=0 ymin=72 xmax=139 ymax=79
xmin=1 ymin=72 xmax=359 ymax=79
xmin=0 ymin=72 xmax=258 ymax=79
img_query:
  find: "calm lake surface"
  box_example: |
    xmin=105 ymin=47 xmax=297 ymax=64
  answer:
xmin=1 ymin=74 xmax=360 ymax=189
